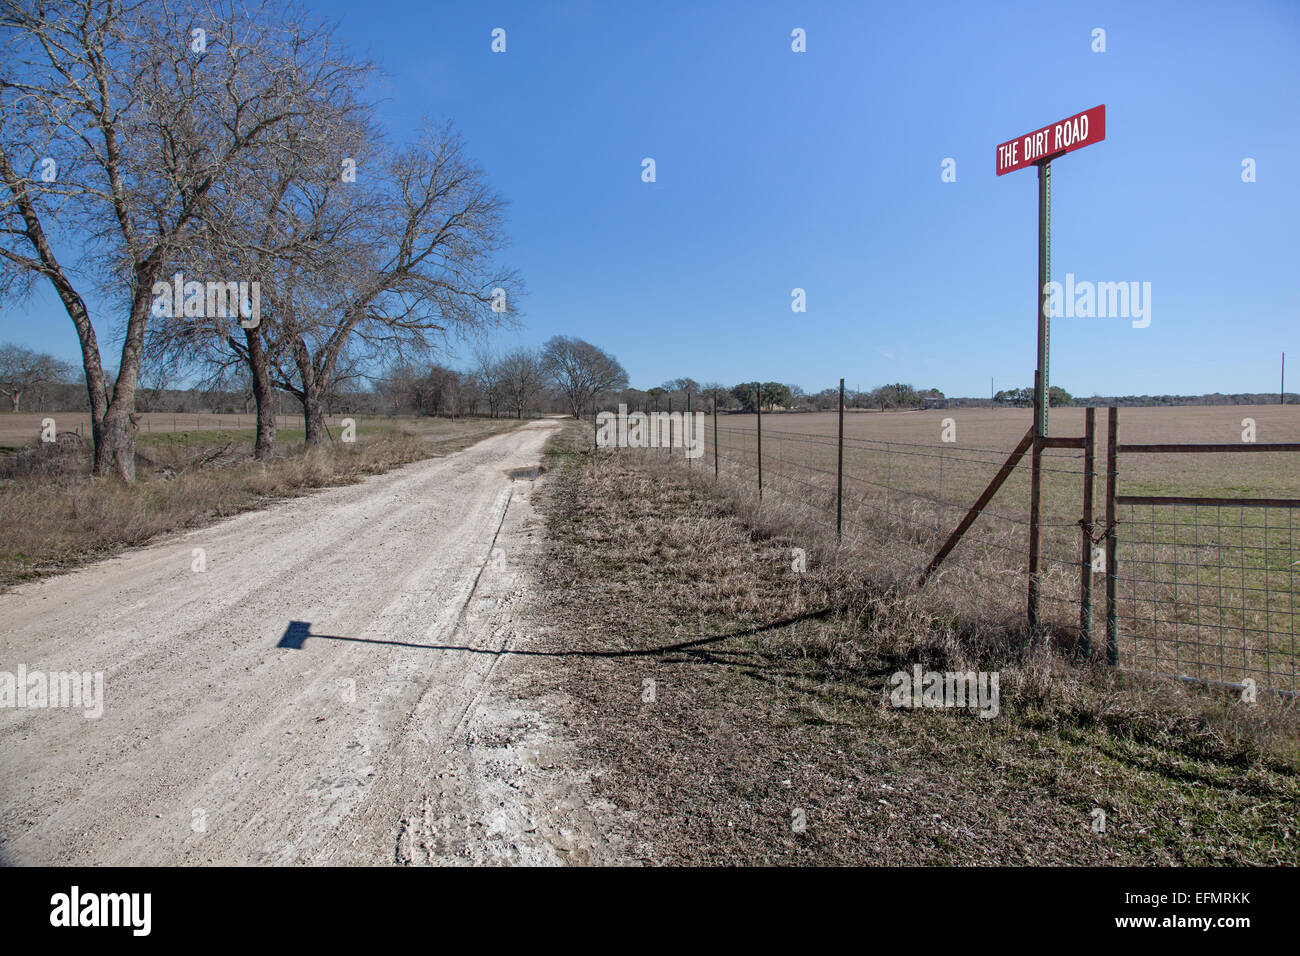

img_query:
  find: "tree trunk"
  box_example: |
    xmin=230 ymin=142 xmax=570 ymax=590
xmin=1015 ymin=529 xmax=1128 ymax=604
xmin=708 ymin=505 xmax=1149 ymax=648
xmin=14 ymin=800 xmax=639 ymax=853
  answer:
xmin=9 ymin=392 xmax=18 ymax=412
xmin=93 ymin=402 xmax=139 ymax=481
xmin=243 ymin=328 xmax=277 ymax=460
xmin=302 ymin=389 xmax=327 ymax=446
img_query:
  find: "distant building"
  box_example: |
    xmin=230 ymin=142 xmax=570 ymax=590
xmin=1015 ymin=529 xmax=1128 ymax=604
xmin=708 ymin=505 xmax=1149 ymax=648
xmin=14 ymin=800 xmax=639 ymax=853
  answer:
xmin=923 ymin=396 xmax=947 ymax=410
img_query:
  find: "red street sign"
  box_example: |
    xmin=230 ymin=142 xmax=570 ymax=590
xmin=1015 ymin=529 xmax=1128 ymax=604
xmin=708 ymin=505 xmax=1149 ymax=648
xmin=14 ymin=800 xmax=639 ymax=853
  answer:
xmin=996 ymin=105 xmax=1106 ymax=175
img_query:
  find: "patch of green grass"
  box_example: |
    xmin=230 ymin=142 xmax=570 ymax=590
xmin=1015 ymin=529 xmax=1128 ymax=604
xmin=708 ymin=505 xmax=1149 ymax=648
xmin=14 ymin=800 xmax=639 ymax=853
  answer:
xmin=543 ymin=419 xmax=596 ymax=474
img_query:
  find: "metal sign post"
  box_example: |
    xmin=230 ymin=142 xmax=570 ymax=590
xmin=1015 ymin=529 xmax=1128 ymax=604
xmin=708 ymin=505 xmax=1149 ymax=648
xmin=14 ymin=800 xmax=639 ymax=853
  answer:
xmin=997 ymin=105 xmax=1105 ymax=630
xmin=1036 ymin=160 xmax=1051 ymax=440
xmin=1027 ymin=160 xmax=1051 ymax=627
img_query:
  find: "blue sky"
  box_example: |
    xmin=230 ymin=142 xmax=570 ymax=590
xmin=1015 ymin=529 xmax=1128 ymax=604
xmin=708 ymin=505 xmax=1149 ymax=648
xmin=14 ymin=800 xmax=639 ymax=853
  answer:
xmin=5 ymin=0 xmax=1298 ymax=397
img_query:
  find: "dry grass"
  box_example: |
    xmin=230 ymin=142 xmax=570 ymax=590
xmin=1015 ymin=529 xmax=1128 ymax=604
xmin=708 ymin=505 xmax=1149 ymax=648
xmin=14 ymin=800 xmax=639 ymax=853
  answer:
xmin=0 ymin=416 xmax=520 ymax=589
xmin=700 ymin=405 xmax=1300 ymax=692
xmin=523 ymin=422 xmax=1300 ymax=864
xmin=0 ymin=411 xmax=411 ymax=449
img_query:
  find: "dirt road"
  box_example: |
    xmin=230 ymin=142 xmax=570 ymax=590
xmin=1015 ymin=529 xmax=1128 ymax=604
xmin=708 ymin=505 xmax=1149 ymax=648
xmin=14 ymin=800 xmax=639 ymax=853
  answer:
xmin=0 ymin=420 xmax=614 ymax=865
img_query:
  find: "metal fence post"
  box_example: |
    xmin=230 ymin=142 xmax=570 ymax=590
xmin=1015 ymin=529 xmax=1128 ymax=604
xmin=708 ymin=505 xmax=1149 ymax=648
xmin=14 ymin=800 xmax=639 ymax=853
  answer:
xmin=681 ymin=395 xmax=691 ymax=468
xmin=755 ymin=382 xmax=762 ymax=502
xmin=1079 ymin=406 xmax=1096 ymax=654
xmin=713 ymin=389 xmax=718 ymax=480
xmin=1028 ymin=370 xmax=1044 ymax=629
xmin=1105 ymin=406 xmax=1119 ymax=665
xmin=837 ymin=377 xmax=844 ymax=541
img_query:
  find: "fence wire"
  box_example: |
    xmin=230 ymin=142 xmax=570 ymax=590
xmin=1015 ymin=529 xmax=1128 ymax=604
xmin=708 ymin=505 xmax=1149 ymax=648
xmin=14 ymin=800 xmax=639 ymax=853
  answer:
xmin=1115 ymin=496 xmax=1298 ymax=694
xmin=624 ymin=410 xmax=1300 ymax=694
xmin=703 ymin=420 xmax=1086 ymax=637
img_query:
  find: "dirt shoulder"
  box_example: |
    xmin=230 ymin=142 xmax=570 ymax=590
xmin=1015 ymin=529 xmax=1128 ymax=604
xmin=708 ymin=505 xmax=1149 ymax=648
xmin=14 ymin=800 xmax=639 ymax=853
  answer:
xmin=517 ymin=425 xmax=1299 ymax=865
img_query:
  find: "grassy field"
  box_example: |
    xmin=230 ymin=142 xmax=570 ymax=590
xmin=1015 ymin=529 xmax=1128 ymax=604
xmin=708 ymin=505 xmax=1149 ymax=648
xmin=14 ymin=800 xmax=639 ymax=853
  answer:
xmin=0 ymin=414 xmax=522 ymax=589
xmin=684 ymin=405 xmax=1300 ymax=692
xmin=0 ymin=411 xmax=441 ymax=451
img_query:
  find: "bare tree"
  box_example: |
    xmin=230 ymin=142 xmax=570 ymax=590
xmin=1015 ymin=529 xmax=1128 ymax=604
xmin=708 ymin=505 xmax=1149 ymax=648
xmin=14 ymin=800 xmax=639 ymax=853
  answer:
xmin=495 ymin=348 xmax=546 ymax=419
xmin=473 ymin=347 xmax=507 ymax=418
xmin=0 ymin=342 xmax=72 ymax=411
xmin=257 ymin=122 xmax=519 ymax=444
xmin=662 ymin=377 xmax=699 ymax=397
xmin=147 ymin=72 xmax=376 ymax=458
xmin=0 ymin=0 xmax=364 ymax=478
xmin=373 ymin=360 xmax=420 ymax=417
xmin=541 ymin=336 xmax=628 ymax=419
xmin=700 ymin=382 xmax=736 ymax=412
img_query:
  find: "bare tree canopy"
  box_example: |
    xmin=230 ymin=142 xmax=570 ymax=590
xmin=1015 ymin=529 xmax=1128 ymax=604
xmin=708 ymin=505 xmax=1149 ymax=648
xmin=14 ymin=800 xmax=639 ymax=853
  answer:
xmin=0 ymin=341 xmax=72 ymax=411
xmin=0 ymin=0 xmax=370 ymax=477
xmin=541 ymin=335 xmax=628 ymax=419
xmin=493 ymin=347 xmax=546 ymax=419
xmin=262 ymin=122 xmax=520 ymax=444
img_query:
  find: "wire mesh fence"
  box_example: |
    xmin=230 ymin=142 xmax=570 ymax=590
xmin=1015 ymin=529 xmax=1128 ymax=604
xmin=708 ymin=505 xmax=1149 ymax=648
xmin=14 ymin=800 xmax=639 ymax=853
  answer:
xmin=610 ymin=402 xmax=1300 ymax=694
xmin=1111 ymin=447 xmax=1300 ymax=695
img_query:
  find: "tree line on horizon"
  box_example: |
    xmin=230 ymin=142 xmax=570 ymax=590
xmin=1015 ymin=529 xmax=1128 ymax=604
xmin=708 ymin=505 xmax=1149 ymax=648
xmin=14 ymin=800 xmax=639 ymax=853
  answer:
xmin=0 ymin=335 xmax=632 ymax=422
xmin=8 ymin=339 xmax=1293 ymax=422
